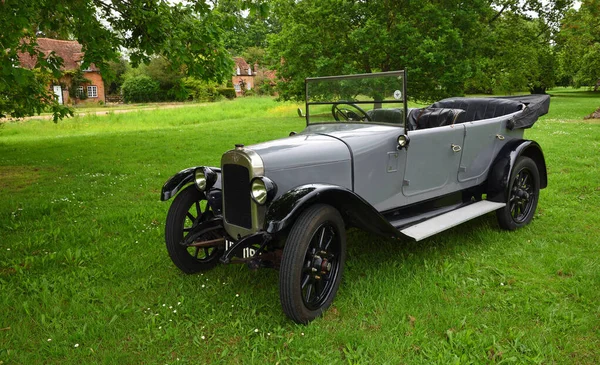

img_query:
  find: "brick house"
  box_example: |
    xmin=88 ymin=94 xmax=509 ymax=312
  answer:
xmin=231 ymin=57 xmax=277 ymax=96
xmin=232 ymin=57 xmax=256 ymax=96
xmin=18 ymin=38 xmax=105 ymax=104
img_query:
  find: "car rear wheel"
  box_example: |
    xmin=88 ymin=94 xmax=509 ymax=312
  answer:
xmin=279 ymin=204 xmax=346 ymax=324
xmin=165 ymin=185 xmax=223 ymax=273
xmin=496 ymin=156 xmax=540 ymax=231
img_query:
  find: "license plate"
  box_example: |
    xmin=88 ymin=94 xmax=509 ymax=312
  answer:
xmin=224 ymin=240 xmax=257 ymax=259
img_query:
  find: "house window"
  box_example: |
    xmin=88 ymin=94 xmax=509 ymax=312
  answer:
xmin=246 ymin=82 xmax=251 ymax=90
xmin=233 ymin=84 xmax=241 ymax=92
xmin=247 ymin=68 xmax=252 ymax=76
xmin=236 ymin=67 xmax=241 ymax=75
xmin=87 ymin=85 xmax=98 ymax=98
xmin=77 ymin=86 xmax=84 ymax=98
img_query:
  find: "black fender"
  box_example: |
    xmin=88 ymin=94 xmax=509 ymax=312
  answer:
xmin=160 ymin=166 xmax=221 ymax=201
xmin=487 ymin=140 xmax=547 ymax=203
xmin=264 ymin=184 xmax=401 ymax=238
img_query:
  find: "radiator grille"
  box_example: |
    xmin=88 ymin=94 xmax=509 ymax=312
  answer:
xmin=223 ymin=164 xmax=252 ymax=229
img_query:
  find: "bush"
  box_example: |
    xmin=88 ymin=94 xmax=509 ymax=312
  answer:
xmin=217 ymin=87 xmax=236 ymax=100
xmin=122 ymin=75 xmax=160 ymax=103
xmin=183 ymin=78 xmax=221 ymax=102
xmin=168 ymin=79 xmax=189 ymax=102
xmin=254 ymin=72 xmax=277 ymax=96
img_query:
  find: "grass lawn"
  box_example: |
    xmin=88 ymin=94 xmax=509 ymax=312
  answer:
xmin=1 ymin=91 xmax=599 ymax=364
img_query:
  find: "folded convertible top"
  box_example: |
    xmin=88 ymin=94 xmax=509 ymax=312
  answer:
xmin=496 ymin=94 xmax=550 ymax=130
xmin=432 ymin=94 xmax=550 ymax=130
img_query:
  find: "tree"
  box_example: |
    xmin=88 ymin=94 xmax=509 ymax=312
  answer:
xmin=268 ymin=0 xmax=493 ymax=102
xmin=145 ymin=57 xmax=189 ymax=101
xmin=104 ymin=57 xmax=130 ymax=95
xmin=467 ymin=0 xmax=573 ymax=94
xmin=556 ymin=0 xmax=600 ymax=88
xmin=0 ymin=0 xmax=241 ymax=120
xmin=467 ymin=13 xmax=557 ymax=94
xmin=217 ymin=0 xmax=279 ymax=55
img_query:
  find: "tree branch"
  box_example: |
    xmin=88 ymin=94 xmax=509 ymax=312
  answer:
xmin=490 ymin=3 xmax=509 ymax=24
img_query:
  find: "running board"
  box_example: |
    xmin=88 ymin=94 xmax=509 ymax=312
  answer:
xmin=399 ymin=201 xmax=506 ymax=241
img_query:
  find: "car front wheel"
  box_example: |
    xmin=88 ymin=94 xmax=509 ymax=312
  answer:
xmin=165 ymin=185 xmax=223 ymax=273
xmin=279 ymin=204 xmax=346 ymax=324
xmin=496 ymin=156 xmax=540 ymax=230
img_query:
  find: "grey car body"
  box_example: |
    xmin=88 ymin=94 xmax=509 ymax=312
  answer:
xmin=161 ymin=70 xmax=549 ymax=323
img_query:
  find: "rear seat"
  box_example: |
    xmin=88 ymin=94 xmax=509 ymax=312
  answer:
xmin=407 ymin=108 xmax=465 ymax=130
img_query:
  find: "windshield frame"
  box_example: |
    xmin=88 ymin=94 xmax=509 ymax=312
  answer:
xmin=304 ymin=70 xmax=407 ymax=130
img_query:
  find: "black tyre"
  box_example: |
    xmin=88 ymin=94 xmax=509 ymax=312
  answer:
xmin=165 ymin=185 xmax=222 ymax=273
xmin=279 ymin=204 xmax=346 ymax=324
xmin=496 ymin=156 xmax=540 ymax=231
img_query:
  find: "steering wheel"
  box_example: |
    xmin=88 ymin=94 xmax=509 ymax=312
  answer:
xmin=332 ymin=102 xmax=372 ymax=122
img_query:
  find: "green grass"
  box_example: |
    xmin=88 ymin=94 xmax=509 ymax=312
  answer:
xmin=1 ymin=92 xmax=599 ymax=364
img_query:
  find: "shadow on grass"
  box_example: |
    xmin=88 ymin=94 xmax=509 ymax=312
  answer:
xmin=344 ymin=214 xmax=501 ymax=271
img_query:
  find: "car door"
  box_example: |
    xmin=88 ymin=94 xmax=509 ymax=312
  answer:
xmin=458 ymin=118 xmax=504 ymax=183
xmin=402 ymin=124 xmax=465 ymax=199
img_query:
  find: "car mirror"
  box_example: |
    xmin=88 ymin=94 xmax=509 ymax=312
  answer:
xmin=297 ymin=108 xmax=305 ymax=117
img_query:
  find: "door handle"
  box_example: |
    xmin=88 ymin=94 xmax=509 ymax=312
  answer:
xmin=451 ymin=144 xmax=462 ymax=152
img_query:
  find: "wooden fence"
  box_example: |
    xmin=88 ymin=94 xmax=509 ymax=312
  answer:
xmin=105 ymin=95 xmax=123 ymax=103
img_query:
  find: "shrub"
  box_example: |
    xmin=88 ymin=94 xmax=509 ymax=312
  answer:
xmin=254 ymin=72 xmax=277 ymax=96
xmin=217 ymin=87 xmax=236 ymax=100
xmin=122 ymin=75 xmax=160 ymax=103
xmin=183 ymin=78 xmax=221 ymax=102
xmin=168 ymin=79 xmax=189 ymax=102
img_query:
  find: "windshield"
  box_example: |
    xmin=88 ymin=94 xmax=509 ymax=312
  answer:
xmin=305 ymin=70 xmax=406 ymax=126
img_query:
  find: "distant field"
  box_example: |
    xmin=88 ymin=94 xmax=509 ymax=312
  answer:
xmin=1 ymin=91 xmax=599 ymax=364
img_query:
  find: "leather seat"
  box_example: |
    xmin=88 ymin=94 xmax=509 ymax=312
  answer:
xmin=366 ymin=108 xmax=404 ymax=124
xmin=407 ymin=108 xmax=466 ymax=130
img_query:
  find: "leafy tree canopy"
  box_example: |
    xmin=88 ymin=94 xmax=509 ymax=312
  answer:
xmin=556 ymin=0 xmax=600 ymax=88
xmin=269 ymin=0 xmax=576 ymax=100
xmin=467 ymin=13 xmax=556 ymax=94
xmin=268 ymin=0 xmax=494 ymax=102
xmin=217 ymin=0 xmax=279 ymax=55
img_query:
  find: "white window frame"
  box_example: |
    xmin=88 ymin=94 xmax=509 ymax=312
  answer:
xmin=233 ymin=84 xmax=241 ymax=92
xmin=87 ymin=85 xmax=98 ymax=98
xmin=247 ymin=68 xmax=252 ymax=76
xmin=77 ymin=86 xmax=84 ymax=98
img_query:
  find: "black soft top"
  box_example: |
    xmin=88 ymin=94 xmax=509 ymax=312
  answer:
xmin=432 ymin=94 xmax=550 ymax=129
xmin=495 ymin=94 xmax=551 ymax=129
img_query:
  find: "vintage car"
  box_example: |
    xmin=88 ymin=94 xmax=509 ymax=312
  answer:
xmin=161 ymin=70 xmax=550 ymax=324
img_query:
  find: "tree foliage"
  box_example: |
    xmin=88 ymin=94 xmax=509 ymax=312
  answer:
xmin=121 ymin=75 xmax=160 ymax=103
xmin=268 ymin=0 xmax=493 ymax=102
xmin=0 ymin=0 xmax=237 ymax=119
xmin=218 ymin=0 xmax=279 ymax=56
xmin=467 ymin=14 xmax=556 ymax=94
xmin=269 ymin=0 xmax=580 ymax=99
xmin=556 ymin=0 xmax=600 ymax=88
xmin=104 ymin=58 xmax=130 ymax=95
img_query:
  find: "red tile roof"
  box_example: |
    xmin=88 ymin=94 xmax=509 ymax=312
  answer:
xmin=18 ymin=38 xmax=99 ymax=71
xmin=233 ymin=57 xmax=250 ymax=72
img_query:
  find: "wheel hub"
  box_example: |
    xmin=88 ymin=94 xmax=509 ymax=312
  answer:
xmin=515 ymin=189 xmax=530 ymax=199
xmin=310 ymin=254 xmax=333 ymax=280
